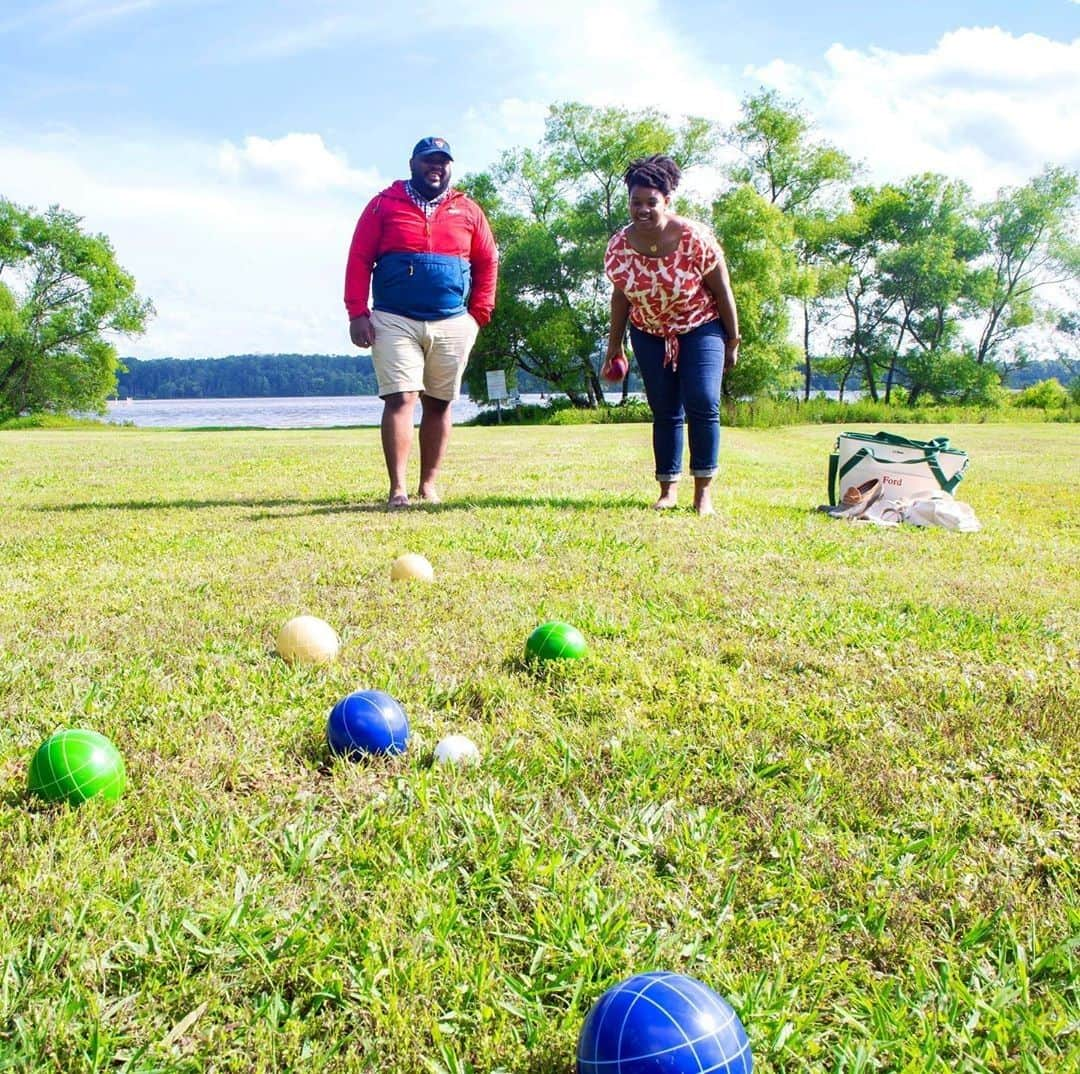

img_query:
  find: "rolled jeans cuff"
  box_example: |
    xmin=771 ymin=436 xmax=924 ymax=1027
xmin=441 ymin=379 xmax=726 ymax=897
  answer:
xmin=655 ymin=472 xmax=682 ymax=483
xmin=690 ymin=468 xmax=717 ymax=479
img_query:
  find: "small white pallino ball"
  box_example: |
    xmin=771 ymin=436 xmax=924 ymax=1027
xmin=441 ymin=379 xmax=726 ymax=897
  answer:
xmin=390 ymin=553 xmax=434 ymax=582
xmin=276 ymin=615 xmax=340 ymax=665
xmin=434 ymin=735 xmax=481 ymax=766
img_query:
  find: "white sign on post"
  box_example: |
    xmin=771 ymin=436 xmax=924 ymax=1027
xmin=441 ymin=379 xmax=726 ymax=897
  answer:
xmin=485 ymin=371 xmax=509 ymax=401
xmin=485 ymin=370 xmax=509 ymax=424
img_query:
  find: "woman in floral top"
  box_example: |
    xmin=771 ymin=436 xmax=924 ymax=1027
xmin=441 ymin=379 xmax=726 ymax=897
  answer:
xmin=603 ymin=155 xmax=740 ymax=516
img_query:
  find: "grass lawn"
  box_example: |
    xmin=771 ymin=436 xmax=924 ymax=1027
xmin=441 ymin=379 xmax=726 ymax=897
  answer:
xmin=0 ymin=422 xmax=1077 ymax=1073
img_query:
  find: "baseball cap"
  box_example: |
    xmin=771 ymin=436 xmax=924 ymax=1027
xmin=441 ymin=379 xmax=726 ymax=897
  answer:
xmin=412 ymin=136 xmax=453 ymax=160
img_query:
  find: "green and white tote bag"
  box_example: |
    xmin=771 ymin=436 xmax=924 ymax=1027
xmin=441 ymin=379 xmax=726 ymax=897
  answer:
xmin=827 ymin=430 xmax=969 ymax=506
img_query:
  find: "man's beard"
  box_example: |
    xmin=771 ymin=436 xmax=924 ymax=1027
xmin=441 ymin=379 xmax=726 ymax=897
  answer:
xmin=410 ymin=166 xmax=449 ymax=200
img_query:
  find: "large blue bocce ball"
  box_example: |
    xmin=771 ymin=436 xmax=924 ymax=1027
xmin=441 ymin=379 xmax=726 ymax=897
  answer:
xmin=327 ymin=689 xmax=410 ymax=758
xmin=577 ymin=971 xmax=752 ymax=1074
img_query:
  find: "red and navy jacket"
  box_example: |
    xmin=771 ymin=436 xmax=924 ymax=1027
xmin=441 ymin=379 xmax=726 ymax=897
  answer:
xmin=344 ymin=180 xmax=498 ymax=325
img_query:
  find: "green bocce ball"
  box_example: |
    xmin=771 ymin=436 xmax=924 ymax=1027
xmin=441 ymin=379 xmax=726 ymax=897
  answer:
xmin=525 ymin=620 xmax=587 ymax=662
xmin=28 ymin=729 xmax=126 ymax=805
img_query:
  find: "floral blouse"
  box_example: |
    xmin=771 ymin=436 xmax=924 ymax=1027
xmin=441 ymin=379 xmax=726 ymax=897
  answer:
xmin=604 ymin=219 xmax=723 ymax=369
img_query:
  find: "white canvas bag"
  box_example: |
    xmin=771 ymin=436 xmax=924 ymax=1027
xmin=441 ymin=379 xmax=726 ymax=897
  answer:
xmin=828 ymin=431 xmax=969 ymax=506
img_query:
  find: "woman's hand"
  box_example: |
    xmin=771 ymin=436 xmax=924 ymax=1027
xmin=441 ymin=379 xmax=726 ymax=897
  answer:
xmin=703 ymin=256 xmax=741 ymax=372
xmin=605 ymin=290 xmax=632 ymax=380
xmin=724 ymin=335 xmax=741 ymax=371
xmin=601 ymin=346 xmax=628 ymax=382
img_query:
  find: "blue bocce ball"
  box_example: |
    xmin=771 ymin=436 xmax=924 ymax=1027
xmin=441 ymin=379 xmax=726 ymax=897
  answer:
xmin=327 ymin=690 xmax=410 ymax=758
xmin=577 ymin=971 xmax=752 ymax=1074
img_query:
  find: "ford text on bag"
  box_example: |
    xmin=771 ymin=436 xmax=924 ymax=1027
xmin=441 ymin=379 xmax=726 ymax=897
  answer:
xmin=827 ymin=431 xmax=969 ymax=506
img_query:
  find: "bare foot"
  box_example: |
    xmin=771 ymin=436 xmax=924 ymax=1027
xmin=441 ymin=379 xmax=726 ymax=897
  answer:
xmin=417 ymin=486 xmax=441 ymax=504
xmin=653 ymin=492 xmax=679 ymax=510
xmin=693 ymin=478 xmax=714 ymax=516
xmin=387 ymin=493 xmax=410 ymax=510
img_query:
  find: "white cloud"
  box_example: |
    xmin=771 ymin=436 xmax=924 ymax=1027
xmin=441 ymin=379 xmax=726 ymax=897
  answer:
xmin=0 ymin=130 xmax=386 ymax=358
xmin=537 ymin=1 xmax=739 ymax=121
xmin=217 ymin=133 xmax=381 ymax=194
xmin=435 ymin=1 xmax=744 ymax=196
xmin=242 ymin=0 xmax=740 ymax=126
xmin=747 ymin=28 xmax=1080 ymax=196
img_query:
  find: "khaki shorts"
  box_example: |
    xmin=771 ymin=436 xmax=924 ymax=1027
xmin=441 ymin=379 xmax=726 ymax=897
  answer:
xmin=370 ymin=310 xmax=480 ymax=402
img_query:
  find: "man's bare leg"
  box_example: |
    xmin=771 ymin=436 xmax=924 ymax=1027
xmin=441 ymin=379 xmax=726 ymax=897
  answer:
xmin=418 ymin=394 xmax=452 ymax=502
xmin=381 ymin=391 xmax=418 ymax=506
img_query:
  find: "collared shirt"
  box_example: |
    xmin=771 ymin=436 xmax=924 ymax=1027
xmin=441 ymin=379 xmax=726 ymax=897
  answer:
xmin=405 ymin=181 xmax=451 ymax=219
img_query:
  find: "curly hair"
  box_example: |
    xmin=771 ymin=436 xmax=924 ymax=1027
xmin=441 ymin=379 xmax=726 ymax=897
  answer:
xmin=623 ymin=154 xmax=681 ymax=196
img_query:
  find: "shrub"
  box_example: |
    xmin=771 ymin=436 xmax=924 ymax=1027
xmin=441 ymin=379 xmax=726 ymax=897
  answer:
xmin=466 ymin=398 xmax=573 ymax=426
xmin=1012 ymin=378 xmax=1070 ymax=410
xmin=548 ymin=400 xmax=652 ymax=425
xmin=466 ymin=398 xmax=652 ymax=426
xmin=0 ymin=413 xmax=119 ymax=431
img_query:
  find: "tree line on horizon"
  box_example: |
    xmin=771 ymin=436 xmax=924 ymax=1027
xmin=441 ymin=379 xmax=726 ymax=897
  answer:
xmin=113 ymin=354 xmax=586 ymax=399
xmin=116 ymin=354 xmax=380 ymax=400
xmin=1 ymin=92 xmax=1078 ymax=420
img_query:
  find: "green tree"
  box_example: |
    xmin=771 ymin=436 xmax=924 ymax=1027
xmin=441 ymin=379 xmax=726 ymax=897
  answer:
xmin=0 ymin=199 xmax=153 ymax=418
xmin=710 ymin=184 xmax=801 ymax=398
xmin=821 ymin=184 xmax=909 ymax=401
xmin=816 ymin=176 xmax=1002 ymax=405
xmin=462 ymin=102 xmax=717 ymax=406
xmin=969 ymin=166 xmax=1080 ymax=368
xmin=874 ymin=174 xmax=986 ymax=403
xmin=727 ymin=90 xmax=856 ymax=397
xmin=797 ymin=209 xmax=856 ymax=394
xmin=728 ymin=90 xmax=854 ymax=215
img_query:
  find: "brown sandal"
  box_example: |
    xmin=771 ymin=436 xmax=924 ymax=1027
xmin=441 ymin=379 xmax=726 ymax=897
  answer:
xmin=818 ymin=478 xmax=884 ymax=519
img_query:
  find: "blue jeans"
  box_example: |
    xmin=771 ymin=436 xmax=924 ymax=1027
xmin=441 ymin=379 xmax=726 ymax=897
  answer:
xmin=629 ymin=319 xmax=725 ymax=481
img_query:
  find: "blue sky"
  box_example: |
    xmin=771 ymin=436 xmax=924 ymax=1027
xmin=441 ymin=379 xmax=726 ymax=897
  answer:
xmin=1 ymin=1 xmax=1077 ymax=358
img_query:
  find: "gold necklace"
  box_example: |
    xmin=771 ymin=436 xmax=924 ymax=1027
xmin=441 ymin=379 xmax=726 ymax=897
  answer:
xmin=634 ymin=221 xmax=662 ymax=254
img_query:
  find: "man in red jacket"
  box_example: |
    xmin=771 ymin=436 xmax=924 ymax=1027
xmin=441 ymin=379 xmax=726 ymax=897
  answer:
xmin=345 ymin=137 xmax=498 ymax=507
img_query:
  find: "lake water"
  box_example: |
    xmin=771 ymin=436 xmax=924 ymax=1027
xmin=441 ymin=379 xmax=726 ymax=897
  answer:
xmin=101 ymin=394 xmax=578 ymax=428
xmin=101 ymin=390 xmax=852 ymax=429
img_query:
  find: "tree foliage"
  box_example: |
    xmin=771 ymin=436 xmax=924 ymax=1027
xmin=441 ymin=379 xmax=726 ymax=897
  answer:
xmin=970 ymin=166 xmax=1080 ymax=366
xmin=728 ymin=90 xmax=855 ymax=216
xmin=873 ymin=174 xmax=985 ymax=403
xmin=0 ymin=199 xmax=152 ymax=418
xmin=727 ymin=90 xmax=856 ymax=398
xmin=710 ymin=184 xmax=801 ymax=398
xmin=809 ymin=166 xmax=1078 ymax=404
